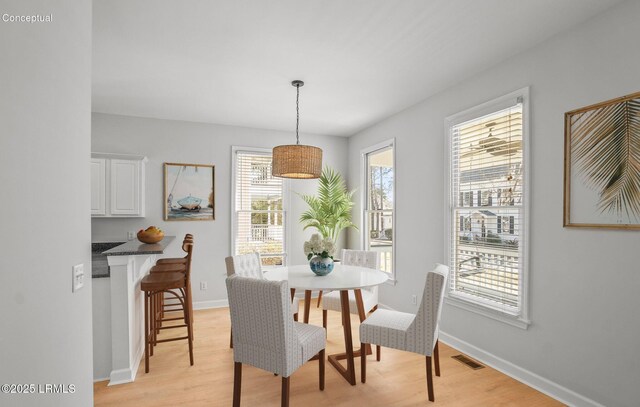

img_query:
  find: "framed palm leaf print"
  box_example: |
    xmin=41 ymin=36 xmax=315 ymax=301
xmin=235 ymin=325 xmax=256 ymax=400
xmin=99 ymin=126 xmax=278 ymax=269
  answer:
xmin=564 ymin=91 xmax=640 ymax=228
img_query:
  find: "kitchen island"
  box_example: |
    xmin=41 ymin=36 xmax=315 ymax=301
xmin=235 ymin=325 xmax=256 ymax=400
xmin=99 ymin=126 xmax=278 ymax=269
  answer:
xmin=93 ymin=237 xmax=176 ymax=385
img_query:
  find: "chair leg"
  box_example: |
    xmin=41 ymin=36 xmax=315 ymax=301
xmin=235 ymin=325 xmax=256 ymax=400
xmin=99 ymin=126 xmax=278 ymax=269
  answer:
xmin=153 ymin=292 xmax=160 ymax=350
xmin=281 ymin=376 xmax=290 ymax=407
xmin=316 ymin=290 xmax=323 ymax=307
xmin=152 ymin=293 xmax=157 ymax=337
xmin=319 ymin=349 xmax=325 ymax=390
xmin=144 ymin=292 xmax=150 ymax=373
xmin=304 ymin=290 xmax=312 ymax=323
xmin=322 ymin=310 xmax=327 ymax=330
xmin=361 ymin=343 xmax=367 ymax=383
xmin=188 ymin=283 xmax=194 ymax=335
xmin=426 ymin=356 xmax=434 ymax=402
xmin=185 ymin=292 xmax=194 ymax=366
xmin=376 ymin=345 xmax=381 ymax=362
xmin=229 ymin=330 xmax=233 ymax=349
xmin=233 ymin=362 xmax=242 ymax=407
xmin=149 ymin=292 xmax=155 ymax=356
xmin=289 ymin=286 xmax=298 ymax=323
xmin=156 ymin=292 xmax=162 ymax=332
xmin=434 ymin=340 xmax=440 ymax=377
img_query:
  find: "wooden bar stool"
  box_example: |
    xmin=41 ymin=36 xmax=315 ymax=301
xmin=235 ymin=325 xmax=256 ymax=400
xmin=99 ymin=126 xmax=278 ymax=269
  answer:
xmin=156 ymin=234 xmax=193 ymax=266
xmin=140 ymin=240 xmax=194 ymax=373
xmin=148 ymin=263 xmax=188 ymax=344
xmin=150 ymin=236 xmax=194 ymax=336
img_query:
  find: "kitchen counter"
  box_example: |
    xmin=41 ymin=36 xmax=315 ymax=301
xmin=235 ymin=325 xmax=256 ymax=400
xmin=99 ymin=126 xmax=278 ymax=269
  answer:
xmin=93 ymin=235 xmax=177 ymax=385
xmin=102 ymin=236 xmax=175 ymax=256
xmin=92 ymin=242 xmax=124 ymax=278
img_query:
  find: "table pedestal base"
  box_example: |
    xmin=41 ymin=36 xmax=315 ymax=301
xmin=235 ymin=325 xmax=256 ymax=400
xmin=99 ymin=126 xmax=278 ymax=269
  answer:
xmin=325 ymin=290 xmax=375 ymax=385
xmin=291 ymin=287 xmax=378 ymax=386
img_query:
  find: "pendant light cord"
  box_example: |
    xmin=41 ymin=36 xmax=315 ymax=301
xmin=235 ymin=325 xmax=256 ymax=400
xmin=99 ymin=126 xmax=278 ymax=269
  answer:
xmin=295 ymin=83 xmax=300 ymax=145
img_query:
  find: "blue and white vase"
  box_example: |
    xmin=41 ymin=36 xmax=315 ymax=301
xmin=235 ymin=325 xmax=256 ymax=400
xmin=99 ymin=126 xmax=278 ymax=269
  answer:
xmin=309 ymin=256 xmax=334 ymax=276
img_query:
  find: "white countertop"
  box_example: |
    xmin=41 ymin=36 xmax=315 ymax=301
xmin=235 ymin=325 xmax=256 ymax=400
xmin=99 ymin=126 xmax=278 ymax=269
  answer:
xmin=102 ymin=236 xmax=176 ymax=256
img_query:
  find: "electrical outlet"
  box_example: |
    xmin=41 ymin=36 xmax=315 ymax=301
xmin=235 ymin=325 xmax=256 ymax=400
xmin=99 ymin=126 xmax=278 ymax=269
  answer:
xmin=127 ymin=231 xmax=135 ymax=240
xmin=200 ymin=281 xmax=208 ymax=290
xmin=72 ymin=264 xmax=84 ymax=292
xmin=411 ymin=294 xmax=417 ymax=305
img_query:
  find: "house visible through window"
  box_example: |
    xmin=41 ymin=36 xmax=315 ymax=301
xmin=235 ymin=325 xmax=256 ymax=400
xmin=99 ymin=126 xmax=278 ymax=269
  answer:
xmin=447 ymin=90 xmax=528 ymax=322
xmin=251 ymin=162 xmax=270 ymax=184
xmin=233 ymin=149 xmax=286 ymax=266
xmin=363 ymin=140 xmax=395 ymax=279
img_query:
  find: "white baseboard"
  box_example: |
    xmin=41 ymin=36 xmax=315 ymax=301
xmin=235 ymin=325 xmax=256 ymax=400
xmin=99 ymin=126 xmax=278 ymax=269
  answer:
xmin=130 ymin=345 xmax=143 ymax=383
xmin=108 ymin=343 xmax=144 ymax=386
xmin=294 ymin=291 xmax=321 ymax=299
xmin=107 ymin=368 xmax=134 ymax=386
xmin=193 ymin=299 xmax=229 ymax=310
xmin=377 ymin=302 xmax=395 ymax=310
xmin=194 ymin=295 xmax=321 ymax=310
xmin=438 ymin=331 xmax=604 ymax=407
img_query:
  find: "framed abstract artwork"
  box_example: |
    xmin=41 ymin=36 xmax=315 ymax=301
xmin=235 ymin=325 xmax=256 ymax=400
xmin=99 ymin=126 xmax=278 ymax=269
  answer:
xmin=564 ymin=91 xmax=640 ymax=229
xmin=164 ymin=163 xmax=215 ymax=221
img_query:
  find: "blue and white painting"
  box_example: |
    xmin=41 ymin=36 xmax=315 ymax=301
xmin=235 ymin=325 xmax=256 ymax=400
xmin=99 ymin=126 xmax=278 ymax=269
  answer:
xmin=164 ymin=163 xmax=215 ymax=221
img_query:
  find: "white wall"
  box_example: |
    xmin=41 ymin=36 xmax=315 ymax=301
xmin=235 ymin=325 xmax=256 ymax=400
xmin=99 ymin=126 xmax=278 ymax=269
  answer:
xmin=92 ymin=278 xmax=111 ymax=380
xmin=91 ymin=113 xmax=348 ymax=305
xmin=347 ymin=1 xmax=640 ymax=406
xmin=0 ymin=2 xmax=93 ymax=406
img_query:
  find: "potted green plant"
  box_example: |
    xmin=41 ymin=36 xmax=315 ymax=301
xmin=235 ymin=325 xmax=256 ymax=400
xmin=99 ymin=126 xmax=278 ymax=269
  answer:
xmin=299 ymin=166 xmax=357 ymax=244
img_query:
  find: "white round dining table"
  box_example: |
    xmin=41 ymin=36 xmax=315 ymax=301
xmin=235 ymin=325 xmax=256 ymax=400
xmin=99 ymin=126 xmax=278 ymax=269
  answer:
xmin=264 ymin=264 xmax=388 ymax=385
xmin=264 ymin=264 xmax=388 ymax=291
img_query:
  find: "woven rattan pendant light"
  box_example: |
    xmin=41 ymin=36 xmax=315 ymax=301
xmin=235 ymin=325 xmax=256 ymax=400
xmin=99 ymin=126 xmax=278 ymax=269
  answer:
xmin=272 ymin=80 xmax=322 ymax=179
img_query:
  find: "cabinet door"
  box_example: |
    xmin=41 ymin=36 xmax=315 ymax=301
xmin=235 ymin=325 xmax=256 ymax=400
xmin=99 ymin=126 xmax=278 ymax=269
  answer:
xmin=90 ymin=158 xmax=106 ymax=216
xmin=110 ymin=159 xmax=141 ymax=216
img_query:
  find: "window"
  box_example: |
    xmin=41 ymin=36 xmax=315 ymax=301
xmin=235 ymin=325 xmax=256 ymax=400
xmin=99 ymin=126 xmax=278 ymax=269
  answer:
xmin=447 ymin=89 xmax=529 ymax=326
xmin=232 ymin=148 xmax=287 ymax=266
xmin=363 ymin=140 xmax=395 ymax=280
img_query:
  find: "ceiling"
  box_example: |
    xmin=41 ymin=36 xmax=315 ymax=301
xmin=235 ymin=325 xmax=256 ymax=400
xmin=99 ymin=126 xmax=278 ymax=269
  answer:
xmin=92 ymin=0 xmax=622 ymax=137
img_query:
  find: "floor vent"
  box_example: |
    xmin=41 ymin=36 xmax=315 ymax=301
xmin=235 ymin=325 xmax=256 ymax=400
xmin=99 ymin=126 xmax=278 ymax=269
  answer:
xmin=451 ymin=354 xmax=485 ymax=370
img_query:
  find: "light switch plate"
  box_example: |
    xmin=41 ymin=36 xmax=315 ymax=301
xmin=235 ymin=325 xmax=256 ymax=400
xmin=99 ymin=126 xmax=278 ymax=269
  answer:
xmin=72 ymin=264 xmax=84 ymax=292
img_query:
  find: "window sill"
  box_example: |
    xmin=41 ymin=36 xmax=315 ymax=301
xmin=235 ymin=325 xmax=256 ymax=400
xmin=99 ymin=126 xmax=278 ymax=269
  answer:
xmin=444 ymin=295 xmax=530 ymax=330
xmin=384 ymin=277 xmax=397 ymax=286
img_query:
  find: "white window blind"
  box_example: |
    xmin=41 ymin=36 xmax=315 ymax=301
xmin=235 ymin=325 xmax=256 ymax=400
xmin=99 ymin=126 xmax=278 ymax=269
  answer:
xmin=363 ymin=142 xmax=395 ymax=278
xmin=233 ymin=150 xmax=286 ymax=266
xmin=449 ymin=99 xmax=526 ymax=316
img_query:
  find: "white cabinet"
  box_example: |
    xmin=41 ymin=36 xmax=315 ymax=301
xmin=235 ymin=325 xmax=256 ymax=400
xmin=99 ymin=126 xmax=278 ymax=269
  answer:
xmin=91 ymin=153 xmax=147 ymax=218
xmin=110 ymin=159 xmax=141 ymax=216
xmin=91 ymin=158 xmax=107 ymax=216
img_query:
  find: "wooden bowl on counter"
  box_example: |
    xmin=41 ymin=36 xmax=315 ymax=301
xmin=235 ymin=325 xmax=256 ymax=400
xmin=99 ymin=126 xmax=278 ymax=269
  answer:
xmin=137 ymin=230 xmax=165 ymax=244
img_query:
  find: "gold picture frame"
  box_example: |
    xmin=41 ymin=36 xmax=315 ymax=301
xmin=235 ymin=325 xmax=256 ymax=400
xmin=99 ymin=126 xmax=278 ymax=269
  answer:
xmin=164 ymin=163 xmax=215 ymax=221
xmin=564 ymin=91 xmax=640 ymax=229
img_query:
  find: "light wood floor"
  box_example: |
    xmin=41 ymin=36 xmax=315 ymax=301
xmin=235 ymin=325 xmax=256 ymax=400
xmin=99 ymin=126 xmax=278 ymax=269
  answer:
xmin=94 ymin=301 xmax=563 ymax=407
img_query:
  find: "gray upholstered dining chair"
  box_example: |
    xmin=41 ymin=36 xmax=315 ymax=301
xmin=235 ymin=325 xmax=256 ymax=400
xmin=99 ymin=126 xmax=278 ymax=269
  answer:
xmin=225 ymin=253 xmax=299 ymax=348
xmin=321 ymin=249 xmax=380 ymax=336
xmin=226 ymin=275 xmax=326 ymax=407
xmin=360 ymin=264 xmax=449 ymax=403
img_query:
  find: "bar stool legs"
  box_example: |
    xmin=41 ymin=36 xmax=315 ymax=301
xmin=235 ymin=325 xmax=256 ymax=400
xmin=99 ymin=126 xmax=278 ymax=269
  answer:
xmin=187 ymin=311 xmax=194 ymax=366
xmin=144 ymin=291 xmax=150 ymax=373
xmin=142 ymin=286 xmax=194 ymax=373
xmin=142 ymin=235 xmax=195 ymax=373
